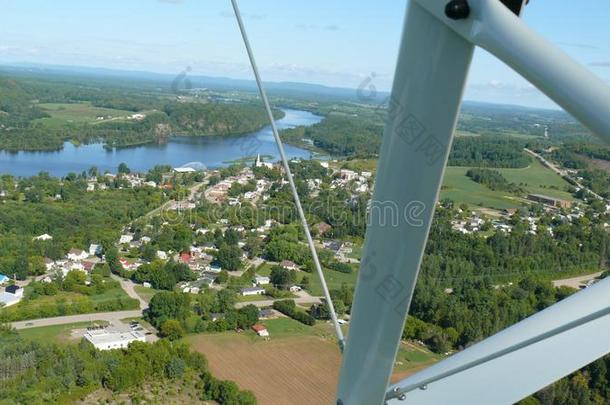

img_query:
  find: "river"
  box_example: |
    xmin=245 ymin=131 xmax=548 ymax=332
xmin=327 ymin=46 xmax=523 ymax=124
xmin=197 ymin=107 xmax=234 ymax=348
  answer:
xmin=0 ymin=108 xmax=322 ymax=177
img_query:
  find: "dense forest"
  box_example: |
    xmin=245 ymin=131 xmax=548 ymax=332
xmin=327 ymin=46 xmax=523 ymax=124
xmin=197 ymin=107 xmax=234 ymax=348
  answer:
xmin=449 ymin=136 xmax=531 ymax=168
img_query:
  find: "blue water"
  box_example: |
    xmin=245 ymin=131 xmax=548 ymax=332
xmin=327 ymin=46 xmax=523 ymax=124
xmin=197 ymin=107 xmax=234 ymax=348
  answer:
xmin=0 ymin=108 xmax=322 ymax=177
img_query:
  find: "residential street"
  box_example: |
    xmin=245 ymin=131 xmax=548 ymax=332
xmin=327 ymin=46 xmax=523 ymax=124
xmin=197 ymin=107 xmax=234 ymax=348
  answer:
xmin=10 ymin=310 xmax=143 ymax=330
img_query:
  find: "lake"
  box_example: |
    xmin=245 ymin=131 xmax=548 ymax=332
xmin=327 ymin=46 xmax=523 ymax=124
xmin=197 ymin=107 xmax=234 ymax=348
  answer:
xmin=0 ymin=108 xmax=322 ymax=177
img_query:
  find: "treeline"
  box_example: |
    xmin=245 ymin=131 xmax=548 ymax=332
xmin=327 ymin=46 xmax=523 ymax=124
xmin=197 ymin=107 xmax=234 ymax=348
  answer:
xmin=448 ymin=136 xmax=531 ymax=168
xmin=164 ymin=102 xmax=283 ymax=136
xmin=0 ymin=326 xmax=256 ymax=404
xmin=273 ymin=299 xmax=315 ymax=325
xmin=145 ymin=290 xmax=261 ymax=337
xmin=466 ymin=168 xmax=524 ymax=193
xmin=282 ymin=114 xmax=383 ymax=157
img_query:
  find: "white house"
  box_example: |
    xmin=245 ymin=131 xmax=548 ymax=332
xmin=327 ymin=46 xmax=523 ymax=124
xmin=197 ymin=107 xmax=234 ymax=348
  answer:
xmin=280 ymin=260 xmax=298 ymax=271
xmin=43 ymin=257 xmax=54 ymax=271
xmin=173 ymin=167 xmax=196 ymax=174
xmin=33 ymin=233 xmax=53 ymax=241
xmin=253 ymin=275 xmax=270 ymax=285
xmin=89 ymin=244 xmax=102 ymax=256
xmin=0 ymin=285 xmax=23 ymax=307
xmin=240 ymin=286 xmax=265 ymax=296
xmin=156 ymin=250 xmax=168 ymax=260
xmin=289 ymin=285 xmax=302 ymax=293
xmin=119 ymin=234 xmax=133 ymax=244
xmin=67 ymin=248 xmax=88 ymax=261
xmin=84 ymin=328 xmax=146 ymax=351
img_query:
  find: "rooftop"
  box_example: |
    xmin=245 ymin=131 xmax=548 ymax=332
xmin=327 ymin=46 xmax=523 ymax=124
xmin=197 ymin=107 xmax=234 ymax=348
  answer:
xmin=84 ymin=328 xmax=145 ymax=345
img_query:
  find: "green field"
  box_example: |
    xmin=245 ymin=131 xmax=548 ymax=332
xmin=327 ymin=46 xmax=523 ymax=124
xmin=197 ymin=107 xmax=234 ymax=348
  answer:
xmin=18 ymin=320 xmax=109 ymax=344
xmin=441 ymin=159 xmax=574 ymax=210
xmin=134 ymin=285 xmax=163 ymax=304
xmin=34 ymin=102 xmax=141 ymax=129
xmin=255 ymin=262 xmax=358 ymax=296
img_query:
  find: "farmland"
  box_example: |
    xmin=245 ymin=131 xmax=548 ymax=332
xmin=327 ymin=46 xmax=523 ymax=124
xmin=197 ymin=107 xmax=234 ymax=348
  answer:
xmin=441 ymin=158 xmax=574 ymax=210
xmin=185 ymin=317 xmax=440 ymax=405
xmin=34 ymin=102 xmax=140 ymax=128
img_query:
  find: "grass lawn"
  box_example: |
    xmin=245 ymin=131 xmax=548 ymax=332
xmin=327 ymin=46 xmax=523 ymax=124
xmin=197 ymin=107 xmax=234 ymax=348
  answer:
xmin=441 ymin=159 xmax=574 ymax=210
xmin=307 ymin=266 xmax=359 ymax=296
xmin=134 ymin=285 xmax=163 ymax=304
xmin=18 ymin=320 xmax=109 ymax=344
xmin=237 ymin=293 xmax=273 ymax=302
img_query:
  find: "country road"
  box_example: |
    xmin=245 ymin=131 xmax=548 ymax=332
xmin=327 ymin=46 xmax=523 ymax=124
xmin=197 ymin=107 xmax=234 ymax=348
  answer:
xmin=524 ymin=148 xmax=605 ymax=202
xmin=552 ymin=271 xmax=604 ymax=289
xmin=10 ymin=310 xmax=143 ymax=330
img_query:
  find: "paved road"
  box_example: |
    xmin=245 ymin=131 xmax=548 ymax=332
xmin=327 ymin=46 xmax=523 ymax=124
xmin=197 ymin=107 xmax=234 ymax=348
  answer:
xmin=235 ymin=295 xmax=322 ymax=309
xmin=524 ymin=148 xmax=605 ymax=201
xmin=10 ymin=310 xmax=143 ymax=330
xmin=552 ymin=271 xmax=604 ymax=289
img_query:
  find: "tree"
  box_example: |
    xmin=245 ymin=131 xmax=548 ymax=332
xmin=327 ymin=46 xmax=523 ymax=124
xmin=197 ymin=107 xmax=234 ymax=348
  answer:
xmin=215 ymin=270 xmax=229 ymax=284
xmin=270 ymin=266 xmax=296 ymax=290
xmin=147 ymin=291 xmax=192 ymax=327
xmin=118 ymin=162 xmax=130 ymax=174
xmin=142 ymin=243 xmax=157 ymax=262
xmin=28 ymin=256 xmax=46 ymax=276
xmin=14 ymin=254 xmax=29 ymax=280
xmin=215 ymin=244 xmax=242 ymax=271
xmin=160 ymin=319 xmax=185 ymax=341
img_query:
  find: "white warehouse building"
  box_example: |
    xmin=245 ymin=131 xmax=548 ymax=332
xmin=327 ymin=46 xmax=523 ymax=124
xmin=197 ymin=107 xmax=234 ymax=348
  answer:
xmin=84 ymin=328 xmax=146 ymax=351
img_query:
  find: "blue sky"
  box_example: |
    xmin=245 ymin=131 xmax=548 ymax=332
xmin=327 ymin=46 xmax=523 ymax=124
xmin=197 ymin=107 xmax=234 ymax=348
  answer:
xmin=0 ymin=0 xmax=608 ymax=108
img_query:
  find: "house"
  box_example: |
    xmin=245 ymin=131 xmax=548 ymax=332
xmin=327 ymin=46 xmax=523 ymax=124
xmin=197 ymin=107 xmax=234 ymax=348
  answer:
xmin=84 ymin=328 xmax=146 ymax=351
xmin=156 ymin=250 xmax=168 ymax=260
xmin=289 ymin=285 xmax=302 ymax=293
xmin=210 ymin=313 xmax=224 ymax=322
xmin=174 ymin=167 xmax=196 ymax=174
xmin=5 ymin=285 xmax=23 ymax=297
xmin=240 ymin=286 xmax=265 ymax=296
xmin=0 ymin=274 xmax=9 ymax=284
xmin=527 ymin=194 xmax=572 ymax=209
xmin=44 ymin=257 xmax=54 ymax=271
xmin=82 ymin=261 xmax=95 ymax=272
xmin=314 ymin=222 xmax=332 ymax=236
xmin=67 ymin=248 xmax=88 ymax=261
xmin=259 ymin=308 xmax=275 ymax=319
xmin=140 ymin=236 xmax=152 ymax=244
xmin=280 ymin=260 xmax=298 ymax=271
xmin=0 ymin=285 xmax=24 ymax=308
xmin=119 ymin=234 xmax=134 ymax=244
xmin=0 ymin=292 xmax=21 ymax=307
xmin=89 ymin=244 xmax=102 ymax=256
xmin=33 ymin=233 xmax=53 ymax=241
xmin=251 ymin=323 xmax=269 ymax=337
xmin=253 ymin=275 xmax=270 ymax=285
